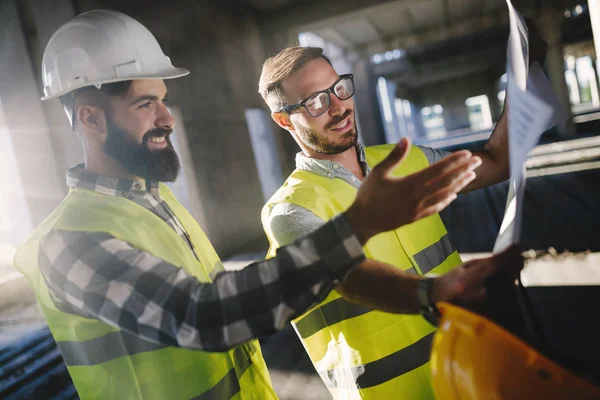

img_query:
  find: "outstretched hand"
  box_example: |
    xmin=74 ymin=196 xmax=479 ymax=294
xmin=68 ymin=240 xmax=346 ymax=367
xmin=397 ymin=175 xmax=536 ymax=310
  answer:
xmin=346 ymin=137 xmax=481 ymax=244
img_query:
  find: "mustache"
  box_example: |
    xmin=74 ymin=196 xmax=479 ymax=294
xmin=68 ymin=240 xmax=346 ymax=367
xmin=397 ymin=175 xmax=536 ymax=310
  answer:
xmin=326 ymin=110 xmax=353 ymax=130
xmin=143 ymin=127 xmax=173 ymax=144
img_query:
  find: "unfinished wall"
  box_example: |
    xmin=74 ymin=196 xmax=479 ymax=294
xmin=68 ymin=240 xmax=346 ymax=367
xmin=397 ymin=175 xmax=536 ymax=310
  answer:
xmin=0 ymin=0 xmax=67 ymax=246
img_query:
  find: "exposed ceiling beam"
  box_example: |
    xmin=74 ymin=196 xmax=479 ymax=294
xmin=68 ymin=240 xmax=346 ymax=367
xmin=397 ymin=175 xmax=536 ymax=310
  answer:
xmin=353 ymin=11 xmax=510 ymax=56
xmin=404 ymin=8 xmax=418 ymax=32
xmin=319 ymin=27 xmax=355 ymax=48
xmin=365 ymin=17 xmax=388 ymax=38
xmin=384 ymin=49 xmax=504 ymax=88
xmin=260 ymin=0 xmax=539 ymax=38
xmin=262 ymin=0 xmax=423 ymax=34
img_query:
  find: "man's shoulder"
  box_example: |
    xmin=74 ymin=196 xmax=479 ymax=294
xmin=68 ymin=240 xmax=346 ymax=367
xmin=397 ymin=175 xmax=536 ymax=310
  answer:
xmin=414 ymin=145 xmax=452 ymax=165
xmin=262 ymin=171 xmax=344 ymax=228
xmin=264 ymin=202 xmax=326 ymax=246
xmin=265 ymin=171 xmax=331 ymax=205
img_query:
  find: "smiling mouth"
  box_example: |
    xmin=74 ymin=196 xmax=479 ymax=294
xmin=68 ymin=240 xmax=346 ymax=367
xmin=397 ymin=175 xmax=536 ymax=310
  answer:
xmin=331 ymin=117 xmax=350 ymax=131
xmin=150 ymin=136 xmax=166 ymax=144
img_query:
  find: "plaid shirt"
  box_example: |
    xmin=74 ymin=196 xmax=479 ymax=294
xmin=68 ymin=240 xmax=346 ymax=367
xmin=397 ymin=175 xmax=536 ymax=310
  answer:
xmin=39 ymin=164 xmax=365 ymax=351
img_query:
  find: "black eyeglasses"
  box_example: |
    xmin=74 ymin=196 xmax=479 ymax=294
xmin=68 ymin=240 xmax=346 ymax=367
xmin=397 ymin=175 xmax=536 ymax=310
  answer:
xmin=279 ymin=74 xmax=355 ymax=117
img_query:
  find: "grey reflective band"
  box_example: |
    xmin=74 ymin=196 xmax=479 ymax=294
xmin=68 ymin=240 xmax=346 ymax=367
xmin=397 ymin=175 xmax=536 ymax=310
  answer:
xmin=319 ymin=332 xmax=435 ymax=390
xmin=57 ymin=330 xmax=168 ymax=366
xmin=59 ymin=331 xmax=257 ymax=400
xmin=232 ymin=344 xmax=254 ymax=377
xmin=295 ymin=266 xmax=418 ymax=339
xmin=192 ymin=345 xmax=255 ymax=400
xmin=294 ymin=297 xmax=373 ymax=339
xmin=413 ymin=234 xmax=455 ymax=274
xmin=192 ymin=368 xmax=240 ymax=400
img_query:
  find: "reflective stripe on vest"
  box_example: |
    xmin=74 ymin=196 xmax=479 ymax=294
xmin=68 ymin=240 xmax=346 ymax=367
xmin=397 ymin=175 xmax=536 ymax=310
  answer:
xmin=57 ymin=331 xmax=258 ymax=400
xmin=413 ymin=234 xmax=455 ymax=274
xmin=14 ymin=184 xmax=276 ymax=400
xmin=262 ymin=144 xmax=462 ymax=399
xmin=192 ymin=343 xmax=258 ymax=400
xmin=318 ymin=333 xmax=435 ymax=390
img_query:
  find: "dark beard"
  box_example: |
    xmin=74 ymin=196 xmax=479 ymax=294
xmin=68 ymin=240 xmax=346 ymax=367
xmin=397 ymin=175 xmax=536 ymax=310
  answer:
xmin=298 ymin=110 xmax=358 ymax=154
xmin=103 ymin=115 xmax=181 ymax=182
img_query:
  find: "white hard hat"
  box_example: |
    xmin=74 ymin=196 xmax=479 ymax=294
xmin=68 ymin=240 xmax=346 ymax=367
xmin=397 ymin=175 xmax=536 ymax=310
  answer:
xmin=41 ymin=10 xmax=189 ymax=100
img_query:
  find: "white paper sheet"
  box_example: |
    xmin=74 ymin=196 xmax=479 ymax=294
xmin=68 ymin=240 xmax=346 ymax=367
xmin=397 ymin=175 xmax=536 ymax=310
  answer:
xmin=493 ymin=0 xmax=567 ymax=253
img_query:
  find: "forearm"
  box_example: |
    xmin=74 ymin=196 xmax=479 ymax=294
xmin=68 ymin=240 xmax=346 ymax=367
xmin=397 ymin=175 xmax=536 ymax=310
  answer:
xmin=463 ymin=103 xmax=510 ymax=192
xmin=336 ymin=258 xmax=422 ymax=314
xmin=40 ymin=216 xmax=365 ymax=352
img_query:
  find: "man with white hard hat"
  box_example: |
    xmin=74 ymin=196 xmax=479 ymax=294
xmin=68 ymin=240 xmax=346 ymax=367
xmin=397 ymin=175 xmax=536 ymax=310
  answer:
xmin=13 ymin=9 xmax=521 ymax=399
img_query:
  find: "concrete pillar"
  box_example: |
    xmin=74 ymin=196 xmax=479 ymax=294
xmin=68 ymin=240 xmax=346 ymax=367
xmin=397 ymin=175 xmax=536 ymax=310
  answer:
xmin=588 ymin=0 xmax=600 ymax=81
xmin=0 ymin=0 xmax=65 ymax=245
xmin=244 ymin=109 xmax=284 ymax=202
xmin=537 ymin=10 xmax=576 ymax=137
xmin=28 ymin=1 xmax=83 ymax=175
xmin=409 ymin=102 xmax=427 ymax=138
xmin=376 ymin=77 xmax=402 ymax=143
xmin=566 ymin=56 xmax=582 ymax=104
xmin=394 ymin=98 xmax=415 ymax=140
xmin=590 ymin=56 xmax=600 ymax=107
xmin=441 ymin=101 xmax=471 ymax=132
xmin=352 ymin=57 xmax=386 ymax=146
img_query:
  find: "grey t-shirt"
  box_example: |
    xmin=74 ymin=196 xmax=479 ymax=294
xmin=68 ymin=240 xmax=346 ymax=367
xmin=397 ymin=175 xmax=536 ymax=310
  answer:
xmin=267 ymin=144 xmax=451 ymax=247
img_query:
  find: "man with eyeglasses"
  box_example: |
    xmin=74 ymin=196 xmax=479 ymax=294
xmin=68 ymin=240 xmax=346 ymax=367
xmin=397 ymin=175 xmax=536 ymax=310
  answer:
xmin=258 ymin=46 xmax=525 ymax=399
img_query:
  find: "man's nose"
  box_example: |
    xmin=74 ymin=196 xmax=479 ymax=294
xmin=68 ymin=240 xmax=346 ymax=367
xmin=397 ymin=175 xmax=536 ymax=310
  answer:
xmin=156 ymin=103 xmax=176 ymax=130
xmin=328 ymin=93 xmax=346 ymax=117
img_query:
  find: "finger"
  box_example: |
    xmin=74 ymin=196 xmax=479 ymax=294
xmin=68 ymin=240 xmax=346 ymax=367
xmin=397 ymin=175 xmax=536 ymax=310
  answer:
xmin=372 ymin=137 xmax=411 ymax=177
xmin=414 ymin=193 xmax=457 ymax=220
xmin=418 ymin=169 xmax=476 ymax=211
xmin=412 ymin=150 xmax=473 ymax=183
xmin=420 ymin=189 xmax=458 ymax=211
xmin=424 ymin=164 xmax=478 ymax=197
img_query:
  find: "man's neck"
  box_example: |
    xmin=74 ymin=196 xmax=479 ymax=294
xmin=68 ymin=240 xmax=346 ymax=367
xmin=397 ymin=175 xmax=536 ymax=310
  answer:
xmin=304 ymin=145 xmax=365 ymax=180
xmin=84 ymin=153 xmax=144 ymax=182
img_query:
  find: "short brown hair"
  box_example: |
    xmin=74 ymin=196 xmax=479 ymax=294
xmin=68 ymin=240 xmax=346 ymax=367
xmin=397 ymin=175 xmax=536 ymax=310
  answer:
xmin=258 ymin=46 xmax=332 ymax=111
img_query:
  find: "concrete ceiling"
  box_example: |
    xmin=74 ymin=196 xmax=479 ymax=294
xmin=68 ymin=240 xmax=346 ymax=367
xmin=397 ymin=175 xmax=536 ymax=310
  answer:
xmin=294 ymin=0 xmax=518 ymax=55
xmin=243 ymin=0 xmax=303 ymax=11
xmin=252 ymin=0 xmax=581 ymax=57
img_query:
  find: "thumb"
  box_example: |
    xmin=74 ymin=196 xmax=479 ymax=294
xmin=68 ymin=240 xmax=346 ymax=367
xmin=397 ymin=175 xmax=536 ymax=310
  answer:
xmin=374 ymin=137 xmax=411 ymax=177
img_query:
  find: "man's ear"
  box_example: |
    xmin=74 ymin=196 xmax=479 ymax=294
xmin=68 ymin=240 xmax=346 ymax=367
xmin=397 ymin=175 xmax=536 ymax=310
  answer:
xmin=271 ymin=111 xmax=295 ymax=132
xmin=77 ymin=105 xmax=107 ymax=135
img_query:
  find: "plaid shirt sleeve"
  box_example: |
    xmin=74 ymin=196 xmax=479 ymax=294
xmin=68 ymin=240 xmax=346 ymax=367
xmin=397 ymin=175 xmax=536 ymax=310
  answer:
xmin=39 ymin=214 xmax=364 ymax=352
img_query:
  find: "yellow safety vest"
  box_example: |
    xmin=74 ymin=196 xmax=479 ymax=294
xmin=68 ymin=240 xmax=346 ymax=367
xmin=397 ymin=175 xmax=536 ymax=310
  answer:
xmin=14 ymin=184 xmax=277 ymax=400
xmin=262 ymin=144 xmax=462 ymax=399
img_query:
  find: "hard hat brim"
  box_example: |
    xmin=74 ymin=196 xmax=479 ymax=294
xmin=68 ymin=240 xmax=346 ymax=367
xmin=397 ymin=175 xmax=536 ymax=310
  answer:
xmin=41 ymin=67 xmax=190 ymax=101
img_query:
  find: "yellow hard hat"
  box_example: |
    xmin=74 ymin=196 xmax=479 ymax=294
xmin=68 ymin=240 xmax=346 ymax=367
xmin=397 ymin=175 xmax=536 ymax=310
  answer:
xmin=430 ymin=302 xmax=600 ymax=400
